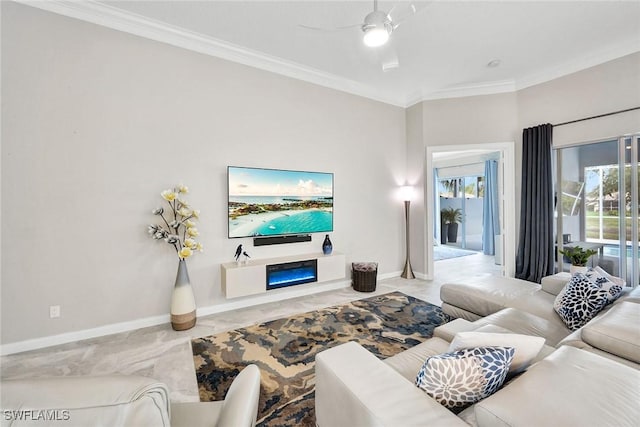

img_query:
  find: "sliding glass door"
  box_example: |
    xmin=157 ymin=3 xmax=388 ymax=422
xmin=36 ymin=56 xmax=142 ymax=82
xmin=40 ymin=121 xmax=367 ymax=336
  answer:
xmin=555 ymin=134 xmax=639 ymax=285
xmin=623 ymin=136 xmax=639 ymax=284
xmin=438 ymin=175 xmax=484 ymax=250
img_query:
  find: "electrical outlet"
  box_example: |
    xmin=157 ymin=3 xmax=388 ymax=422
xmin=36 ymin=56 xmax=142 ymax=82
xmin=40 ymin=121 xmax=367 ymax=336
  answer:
xmin=49 ymin=305 xmax=60 ymax=318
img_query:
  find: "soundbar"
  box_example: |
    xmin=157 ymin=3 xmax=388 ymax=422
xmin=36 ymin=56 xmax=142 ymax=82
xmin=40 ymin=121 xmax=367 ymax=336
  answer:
xmin=254 ymin=234 xmax=312 ymax=246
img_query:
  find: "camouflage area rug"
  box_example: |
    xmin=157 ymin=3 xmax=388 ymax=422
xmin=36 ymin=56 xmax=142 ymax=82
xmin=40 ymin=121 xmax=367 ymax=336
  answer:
xmin=191 ymin=291 xmax=450 ymax=427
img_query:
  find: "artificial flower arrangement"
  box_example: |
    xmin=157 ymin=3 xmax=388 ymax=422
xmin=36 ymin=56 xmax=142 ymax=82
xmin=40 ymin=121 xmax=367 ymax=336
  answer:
xmin=148 ymin=185 xmax=203 ymax=260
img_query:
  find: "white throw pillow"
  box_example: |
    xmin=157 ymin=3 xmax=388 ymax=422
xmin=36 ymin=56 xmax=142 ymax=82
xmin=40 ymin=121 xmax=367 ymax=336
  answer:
xmin=448 ymin=326 xmax=545 ymax=374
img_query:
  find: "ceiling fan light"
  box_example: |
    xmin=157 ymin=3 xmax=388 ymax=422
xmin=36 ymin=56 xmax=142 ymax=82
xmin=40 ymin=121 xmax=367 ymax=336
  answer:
xmin=363 ymin=26 xmax=389 ymax=47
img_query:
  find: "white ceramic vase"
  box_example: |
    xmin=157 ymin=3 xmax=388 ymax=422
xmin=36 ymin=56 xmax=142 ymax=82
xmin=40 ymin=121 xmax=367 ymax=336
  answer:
xmin=171 ymin=259 xmax=197 ymax=331
xmin=570 ymin=265 xmax=589 ymax=275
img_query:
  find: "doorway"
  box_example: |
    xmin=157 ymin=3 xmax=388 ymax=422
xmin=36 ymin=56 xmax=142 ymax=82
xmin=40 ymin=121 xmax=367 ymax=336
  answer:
xmin=425 ymin=143 xmax=516 ymax=280
xmin=424 ymin=142 xmax=516 ymax=280
xmin=438 ymin=175 xmax=485 ymax=251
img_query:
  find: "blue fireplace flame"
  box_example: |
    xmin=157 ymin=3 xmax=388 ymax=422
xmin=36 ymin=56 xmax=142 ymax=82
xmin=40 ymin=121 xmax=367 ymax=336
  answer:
xmin=266 ymin=260 xmax=318 ymax=290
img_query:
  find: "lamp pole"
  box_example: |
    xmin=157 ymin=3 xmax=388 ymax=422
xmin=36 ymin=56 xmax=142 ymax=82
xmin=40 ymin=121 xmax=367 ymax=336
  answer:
xmin=401 ymin=193 xmax=415 ymax=279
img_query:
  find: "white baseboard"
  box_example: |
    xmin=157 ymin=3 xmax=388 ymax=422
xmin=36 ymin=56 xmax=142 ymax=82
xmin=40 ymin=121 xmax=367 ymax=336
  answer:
xmin=413 ymin=271 xmax=428 ymax=280
xmin=1 ymin=271 xmax=416 ymax=356
xmin=0 ymin=277 xmax=351 ymax=355
xmin=0 ymin=313 xmax=170 ymax=356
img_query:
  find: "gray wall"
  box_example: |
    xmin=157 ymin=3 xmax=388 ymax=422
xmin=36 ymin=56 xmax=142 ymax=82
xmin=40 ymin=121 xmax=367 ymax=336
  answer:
xmin=405 ymin=102 xmax=426 ymax=276
xmin=517 ymin=52 xmax=640 ymax=148
xmin=407 ymin=92 xmax=519 ymax=274
xmin=408 ymin=53 xmax=640 ymax=275
xmin=3 ymin=2 xmax=639 ymax=347
xmin=1 ymin=3 xmax=406 ymax=345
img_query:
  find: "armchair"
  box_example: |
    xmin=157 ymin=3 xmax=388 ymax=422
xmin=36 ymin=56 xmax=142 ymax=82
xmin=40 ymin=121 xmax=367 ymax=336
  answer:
xmin=1 ymin=364 xmax=261 ymax=427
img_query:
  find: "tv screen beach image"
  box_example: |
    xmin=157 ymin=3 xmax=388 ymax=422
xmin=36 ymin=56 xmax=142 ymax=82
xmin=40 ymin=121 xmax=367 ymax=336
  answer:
xmin=228 ymin=167 xmax=333 ymax=238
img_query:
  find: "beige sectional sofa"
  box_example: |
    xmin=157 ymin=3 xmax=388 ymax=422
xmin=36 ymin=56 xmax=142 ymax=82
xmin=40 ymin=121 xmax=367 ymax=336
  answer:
xmin=315 ymin=273 xmax=640 ymax=426
xmin=441 ymin=272 xmax=640 ymax=366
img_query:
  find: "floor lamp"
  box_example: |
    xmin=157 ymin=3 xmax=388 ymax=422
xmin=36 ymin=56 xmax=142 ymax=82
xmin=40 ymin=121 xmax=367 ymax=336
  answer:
xmin=400 ymin=186 xmax=415 ymax=279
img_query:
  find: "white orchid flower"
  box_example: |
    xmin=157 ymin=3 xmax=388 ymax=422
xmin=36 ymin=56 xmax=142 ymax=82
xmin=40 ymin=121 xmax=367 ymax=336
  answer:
xmin=161 ymin=190 xmax=176 ymax=201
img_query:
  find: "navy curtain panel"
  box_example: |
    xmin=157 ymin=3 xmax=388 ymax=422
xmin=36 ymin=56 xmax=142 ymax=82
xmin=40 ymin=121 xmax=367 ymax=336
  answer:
xmin=516 ymin=124 xmax=554 ymax=283
xmin=483 ymin=160 xmax=499 ymax=255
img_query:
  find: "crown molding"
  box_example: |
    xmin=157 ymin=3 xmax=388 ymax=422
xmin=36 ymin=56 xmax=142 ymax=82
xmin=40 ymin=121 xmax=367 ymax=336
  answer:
xmin=406 ymin=39 xmax=640 ymax=106
xmin=406 ymin=80 xmax=517 ymax=106
xmin=16 ymin=0 xmax=407 ymax=107
xmin=514 ymin=38 xmax=640 ymax=91
xmin=13 ymin=1 xmax=640 ymax=109
xmin=426 ymin=80 xmax=517 ymax=100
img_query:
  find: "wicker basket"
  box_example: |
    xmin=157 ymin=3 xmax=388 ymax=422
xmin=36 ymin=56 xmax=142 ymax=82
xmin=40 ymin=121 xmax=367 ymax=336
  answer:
xmin=352 ymin=262 xmax=378 ymax=292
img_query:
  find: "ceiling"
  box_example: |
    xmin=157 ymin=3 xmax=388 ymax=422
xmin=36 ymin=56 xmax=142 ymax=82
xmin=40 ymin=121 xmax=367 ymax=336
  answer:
xmin=25 ymin=1 xmax=640 ymax=107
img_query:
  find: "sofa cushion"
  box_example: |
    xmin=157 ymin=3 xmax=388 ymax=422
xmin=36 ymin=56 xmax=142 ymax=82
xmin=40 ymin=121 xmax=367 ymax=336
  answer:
xmin=448 ymin=326 xmax=545 ymax=374
xmin=384 ymin=337 xmax=450 ymax=382
xmin=581 ymin=301 xmax=640 ymax=363
xmin=505 ymin=289 xmax=559 ymax=323
xmin=553 ymin=273 xmax=609 ymax=330
xmin=475 ymin=308 xmax=570 ymax=347
xmin=440 ymin=278 xmax=541 ymax=318
xmin=415 ymin=347 xmax=515 ymax=412
xmin=474 ymin=346 xmax=640 ymax=427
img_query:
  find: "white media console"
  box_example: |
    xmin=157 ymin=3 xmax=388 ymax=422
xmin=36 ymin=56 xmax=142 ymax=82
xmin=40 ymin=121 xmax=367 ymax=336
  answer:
xmin=221 ymin=252 xmax=346 ymax=299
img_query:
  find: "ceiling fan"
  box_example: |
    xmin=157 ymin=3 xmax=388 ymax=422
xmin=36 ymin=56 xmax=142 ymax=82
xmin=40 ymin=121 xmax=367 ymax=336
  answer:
xmin=300 ymin=0 xmax=416 ymax=52
xmin=361 ymin=0 xmax=416 ymax=47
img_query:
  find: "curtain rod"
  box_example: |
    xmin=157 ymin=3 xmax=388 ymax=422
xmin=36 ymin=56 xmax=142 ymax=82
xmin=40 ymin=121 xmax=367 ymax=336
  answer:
xmin=553 ymin=106 xmax=640 ymax=127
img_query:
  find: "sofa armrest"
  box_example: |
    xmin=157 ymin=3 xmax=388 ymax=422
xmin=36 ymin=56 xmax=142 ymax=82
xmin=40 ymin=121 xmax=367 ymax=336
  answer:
xmin=540 ymin=273 xmax=570 ymax=295
xmin=171 ymin=364 xmax=261 ymax=427
xmin=433 ymin=318 xmax=476 ymax=342
xmin=315 ymin=342 xmax=467 ymax=427
xmin=0 ymin=375 xmax=170 ymax=426
xmin=616 ymin=285 xmax=640 ymax=304
xmin=440 ymin=278 xmax=540 ymax=319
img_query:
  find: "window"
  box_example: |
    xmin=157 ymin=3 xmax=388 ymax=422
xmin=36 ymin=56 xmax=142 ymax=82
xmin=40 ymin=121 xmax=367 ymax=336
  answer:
xmin=555 ymin=135 xmax=639 ymax=285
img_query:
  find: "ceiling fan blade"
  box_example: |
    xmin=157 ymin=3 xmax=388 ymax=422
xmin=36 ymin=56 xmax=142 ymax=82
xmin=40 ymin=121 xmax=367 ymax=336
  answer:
xmin=298 ymin=23 xmax=363 ymax=32
xmin=388 ymin=2 xmax=417 ymax=27
xmin=382 ymin=59 xmax=400 ymax=72
xmin=377 ymin=43 xmax=400 ymax=72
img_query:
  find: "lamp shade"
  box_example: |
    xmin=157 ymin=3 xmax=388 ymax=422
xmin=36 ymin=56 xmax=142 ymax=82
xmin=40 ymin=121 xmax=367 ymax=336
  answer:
xmin=399 ymin=185 xmax=415 ymax=201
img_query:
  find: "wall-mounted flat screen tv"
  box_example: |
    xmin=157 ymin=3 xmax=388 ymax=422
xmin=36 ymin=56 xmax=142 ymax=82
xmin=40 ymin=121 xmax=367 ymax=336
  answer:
xmin=228 ymin=166 xmax=334 ymax=238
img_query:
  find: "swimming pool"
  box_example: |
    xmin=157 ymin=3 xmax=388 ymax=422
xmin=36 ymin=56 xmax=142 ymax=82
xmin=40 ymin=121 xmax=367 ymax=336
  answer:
xmin=603 ymin=245 xmax=640 ymax=258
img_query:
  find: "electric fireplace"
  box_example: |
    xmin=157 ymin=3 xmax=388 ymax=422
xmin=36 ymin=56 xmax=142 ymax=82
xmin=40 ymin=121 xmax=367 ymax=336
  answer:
xmin=266 ymin=259 xmax=318 ymax=290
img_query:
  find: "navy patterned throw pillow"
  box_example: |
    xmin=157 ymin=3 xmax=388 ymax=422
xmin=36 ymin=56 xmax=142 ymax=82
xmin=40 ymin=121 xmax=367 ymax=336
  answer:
xmin=415 ymin=346 xmax=515 ymax=412
xmin=553 ymin=273 xmax=610 ymax=330
xmin=584 ymin=268 xmax=624 ymax=303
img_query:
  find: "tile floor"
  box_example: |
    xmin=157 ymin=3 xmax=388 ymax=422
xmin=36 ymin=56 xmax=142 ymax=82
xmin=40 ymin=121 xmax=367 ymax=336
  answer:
xmin=0 ymin=253 xmax=502 ymax=402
